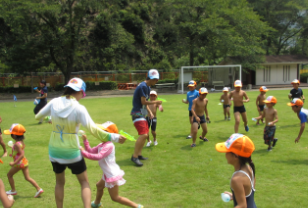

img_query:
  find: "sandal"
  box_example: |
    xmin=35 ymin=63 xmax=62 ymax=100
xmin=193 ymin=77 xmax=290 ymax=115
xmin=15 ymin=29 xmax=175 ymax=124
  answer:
xmin=91 ymin=201 xmax=102 ymax=208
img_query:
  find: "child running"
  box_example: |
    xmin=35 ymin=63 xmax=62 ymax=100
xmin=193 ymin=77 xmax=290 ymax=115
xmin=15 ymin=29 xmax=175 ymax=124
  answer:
xmin=229 ymin=80 xmax=250 ymax=133
xmin=4 ymin=124 xmax=44 ymax=198
xmin=253 ymin=96 xmax=278 ymax=151
xmin=220 ymin=87 xmax=232 ymax=120
xmin=216 ymin=133 xmax=257 ymax=208
xmin=288 ymin=79 xmax=305 ymax=102
xmin=190 ymin=87 xmax=210 ymax=147
xmin=182 ymin=80 xmax=199 ymax=139
xmin=0 ymin=116 xmax=7 ymax=157
xmin=146 ymin=91 xmax=163 ymax=147
xmin=255 ymin=86 xmax=269 ymax=125
xmin=287 ymin=98 xmax=307 ymax=143
xmin=80 ymin=121 xmax=143 ymax=208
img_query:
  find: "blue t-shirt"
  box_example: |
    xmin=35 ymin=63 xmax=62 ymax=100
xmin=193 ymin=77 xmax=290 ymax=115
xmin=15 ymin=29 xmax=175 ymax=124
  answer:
xmin=40 ymin=86 xmax=48 ymax=103
xmin=186 ymin=90 xmax=199 ymax=111
xmin=299 ymin=108 xmax=308 ymax=123
xmin=131 ymin=81 xmax=150 ymax=114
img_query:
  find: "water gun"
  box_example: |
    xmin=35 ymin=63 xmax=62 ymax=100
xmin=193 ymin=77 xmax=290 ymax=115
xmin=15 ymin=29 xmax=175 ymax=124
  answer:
xmin=157 ymin=97 xmax=167 ymax=102
xmin=119 ymin=130 xmax=136 ymax=142
xmin=0 ymin=159 xmax=3 ymax=164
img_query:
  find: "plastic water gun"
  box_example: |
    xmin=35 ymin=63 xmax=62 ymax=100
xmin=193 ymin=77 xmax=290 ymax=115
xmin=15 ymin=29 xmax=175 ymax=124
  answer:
xmin=157 ymin=97 xmax=167 ymax=102
xmin=33 ymin=87 xmax=38 ymax=90
xmin=45 ymin=116 xmax=51 ymax=121
xmin=0 ymin=159 xmax=3 ymax=164
xmin=119 ymin=130 xmax=136 ymax=142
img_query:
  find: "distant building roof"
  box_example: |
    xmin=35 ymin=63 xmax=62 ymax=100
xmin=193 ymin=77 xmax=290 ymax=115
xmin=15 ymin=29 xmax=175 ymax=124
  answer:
xmin=265 ymin=55 xmax=308 ymax=63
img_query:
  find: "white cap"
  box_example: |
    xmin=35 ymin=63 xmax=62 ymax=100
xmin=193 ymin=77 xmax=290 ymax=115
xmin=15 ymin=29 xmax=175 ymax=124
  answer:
xmin=223 ymin=87 xmax=229 ymax=92
xmin=234 ymin=80 xmax=242 ymax=87
xmin=148 ymin=69 xmax=159 ymax=79
xmin=150 ymin=90 xmax=157 ymax=96
xmin=64 ymin=78 xmax=86 ymax=97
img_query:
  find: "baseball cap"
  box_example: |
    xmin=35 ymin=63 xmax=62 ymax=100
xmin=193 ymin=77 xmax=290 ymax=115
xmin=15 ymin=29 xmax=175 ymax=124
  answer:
xmin=150 ymin=91 xmax=157 ymax=96
xmin=234 ymin=80 xmax=242 ymax=87
xmin=64 ymin=78 xmax=87 ymax=98
xmin=4 ymin=123 xmax=26 ymax=136
xmin=96 ymin=121 xmax=118 ymax=133
xmin=188 ymin=80 xmax=197 ymax=87
xmin=259 ymin=86 xmax=269 ymax=92
xmin=215 ymin=133 xmax=255 ymax=158
xmin=148 ymin=69 xmax=159 ymax=80
xmin=287 ymin=98 xmax=303 ymax=107
xmin=222 ymin=87 xmax=229 ymax=92
xmin=291 ymin=79 xmax=300 ymax=85
xmin=199 ymin=87 xmax=208 ymax=94
xmin=263 ymin=96 xmax=277 ymax=104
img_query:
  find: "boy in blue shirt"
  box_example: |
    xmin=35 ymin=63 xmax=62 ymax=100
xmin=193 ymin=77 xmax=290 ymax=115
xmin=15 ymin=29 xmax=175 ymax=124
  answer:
xmin=287 ymin=98 xmax=308 ymax=143
xmin=182 ymin=80 xmax=199 ymax=139
xmin=131 ymin=69 xmax=162 ymax=167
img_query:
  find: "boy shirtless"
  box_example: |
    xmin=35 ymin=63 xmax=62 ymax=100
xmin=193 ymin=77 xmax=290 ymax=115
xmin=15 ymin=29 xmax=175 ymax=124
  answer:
xmin=220 ymin=87 xmax=232 ymax=120
xmin=255 ymin=86 xmax=269 ymax=125
xmin=229 ymin=80 xmax=250 ymax=133
xmin=254 ymin=96 xmax=278 ymax=151
xmin=190 ymin=88 xmax=210 ymax=147
xmin=146 ymin=91 xmax=163 ymax=146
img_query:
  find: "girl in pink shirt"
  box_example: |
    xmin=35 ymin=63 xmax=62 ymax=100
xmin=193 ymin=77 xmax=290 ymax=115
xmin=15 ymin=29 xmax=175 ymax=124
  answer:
xmin=80 ymin=134 xmax=143 ymax=208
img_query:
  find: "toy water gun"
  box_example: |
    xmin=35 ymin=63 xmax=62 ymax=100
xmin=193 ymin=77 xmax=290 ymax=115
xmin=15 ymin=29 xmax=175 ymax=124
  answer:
xmin=119 ymin=130 xmax=136 ymax=142
xmin=0 ymin=159 xmax=3 ymax=164
xmin=157 ymin=97 xmax=167 ymax=102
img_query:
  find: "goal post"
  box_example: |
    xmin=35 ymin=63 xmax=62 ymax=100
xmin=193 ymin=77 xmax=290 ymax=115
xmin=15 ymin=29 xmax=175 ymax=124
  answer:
xmin=178 ymin=65 xmax=242 ymax=94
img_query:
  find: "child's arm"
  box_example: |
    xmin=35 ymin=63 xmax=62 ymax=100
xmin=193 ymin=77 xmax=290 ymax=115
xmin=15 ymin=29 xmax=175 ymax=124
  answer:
xmin=219 ymin=95 xmax=223 ymax=102
xmin=158 ymin=104 xmax=163 ymax=112
xmin=0 ymin=116 xmax=2 ymax=123
xmin=269 ymin=110 xmax=278 ymax=126
xmin=295 ymin=123 xmax=305 ymax=143
xmin=34 ymin=99 xmax=52 ymax=120
xmin=147 ymin=105 xmax=154 ymax=119
xmin=81 ymin=135 xmax=100 ymax=153
xmin=81 ymin=142 xmax=113 ymax=161
xmin=243 ymin=91 xmax=250 ymax=103
xmin=0 ymin=179 xmax=14 ymax=208
xmin=205 ymin=100 xmax=209 ymax=120
xmin=255 ymin=109 xmax=266 ymax=120
xmin=256 ymin=95 xmax=260 ymax=110
xmin=9 ymin=143 xmax=24 ymax=166
xmin=301 ymin=90 xmax=305 ymax=102
xmin=228 ymin=91 xmax=233 ymax=100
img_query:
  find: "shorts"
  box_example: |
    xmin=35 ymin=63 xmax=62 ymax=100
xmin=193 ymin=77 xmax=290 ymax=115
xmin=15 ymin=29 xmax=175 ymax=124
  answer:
xmin=234 ymin=105 xmax=246 ymax=113
xmin=147 ymin=117 xmax=157 ymax=131
xmin=223 ymin=105 xmax=230 ymax=109
xmin=14 ymin=157 xmax=28 ymax=169
xmin=264 ymin=126 xmax=276 ymax=145
xmin=51 ymin=158 xmax=87 ymax=175
xmin=193 ymin=115 xmax=206 ymax=124
xmin=132 ymin=116 xmax=149 ymax=135
xmin=189 ymin=110 xmax=193 ymax=117
xmin=259 ymin=105 xmax=265 ymax=111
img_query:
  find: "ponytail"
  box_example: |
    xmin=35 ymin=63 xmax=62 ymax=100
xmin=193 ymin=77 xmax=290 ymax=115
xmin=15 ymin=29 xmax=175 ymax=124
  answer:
xmin=238 ymin=156 xmax=255 ymax=176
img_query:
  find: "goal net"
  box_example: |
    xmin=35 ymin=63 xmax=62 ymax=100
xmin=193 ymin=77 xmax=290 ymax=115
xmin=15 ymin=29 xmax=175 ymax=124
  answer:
xmin=178 ymin=65 xmax=242 ymax=93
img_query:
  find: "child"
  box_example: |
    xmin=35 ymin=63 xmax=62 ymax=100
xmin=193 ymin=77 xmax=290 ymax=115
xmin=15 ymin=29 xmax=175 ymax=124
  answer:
xmin=182 ymin=80 xmax=199 ymax=139
xmin=146 ymin=91 xmax=163 ymax=147
xmin=216 ymin=133 xmax=257 ymax=208
xmin=220 ymin=87 xmax=232 ymax=120
xmin=229 ymin=80 xmax=250 ymax=133
xmin=287 ymin=98 xmax=308 ymax=143
xmin=3 ymin=123 xmax=44 ymax=198
xmin=190 ymin=88 xmax=210 ymax=147
xmin=34 ymin=80 xmax=48 ymax=124
xmin=255 ymin=86 xmax=269 ymax=125
xmin=0 ymin=179 xmax=14 ymax=208
xmin=254 ymin=96 xmax=278 ymax=151
xmin=0 ymin=116 xmax=7 ymax=157
xmin=80 ymin=122 xmax=143 ymax=208
xmin=288 ymin=79 xmax=305 ymax=102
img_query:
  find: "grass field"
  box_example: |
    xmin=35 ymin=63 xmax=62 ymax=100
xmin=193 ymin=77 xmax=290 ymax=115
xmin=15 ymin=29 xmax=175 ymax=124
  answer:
xmin=0 ymin=89 xmax=308 ymax=208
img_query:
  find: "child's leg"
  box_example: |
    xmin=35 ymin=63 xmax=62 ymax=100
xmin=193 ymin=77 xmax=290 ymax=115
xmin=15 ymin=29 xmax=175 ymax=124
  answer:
xmin=0 ymin=134 xmax=7 ymax=157
xmin=55 ymin=172 xmax=65 ymax=208
xmin=200 ymin=123 xmax=208 ymax=138
xmin=22 ymin=167 xmax=41 ymax=191
xmin=241 ymin=112 xmax=248 ymax=127
xmin=223 ymin=107 xmax=227 ymax=119
xmin=226 ymin=107 xmax=230 ymax=119
xmin=151 ymin=130 xmax=156 ymax=141
xmin=76 ymin=171 xmax=91 ymax=208
xmin=257 ymin=109 xmax=261 ymax=124
xmin=108 ymin=185 xmax=138 ymax=208
xmin=234 ymin=112 xmax=241 ymax=133
xmin=94 ymin=179 xmax=105 ymax=205
xmin=191 ymin=122 xmax=198 ymax=144
xmin=7 ymin=166 xmax=20 ymax=192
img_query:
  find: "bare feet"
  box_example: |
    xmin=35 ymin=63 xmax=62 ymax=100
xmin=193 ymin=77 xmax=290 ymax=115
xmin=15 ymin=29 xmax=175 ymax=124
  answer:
xmin=2 ymin=152 xmax=7 ymax=157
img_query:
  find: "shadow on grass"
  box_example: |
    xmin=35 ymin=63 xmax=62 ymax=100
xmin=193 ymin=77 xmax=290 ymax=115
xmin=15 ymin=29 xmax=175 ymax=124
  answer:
xmin=271 ymin=159 xmax=308 ymax=165
xmin=213 ymin=119 xmax=228 ymax=123
xmin=252 ymin=148 xmax=269 ymax=154
xmin=277 ymin=124 xmax=300 ymax=128
xmin=14 ymin=195 xmax=33 ymax=199
xmin=180 ymin=144 xmax=192 ymax=151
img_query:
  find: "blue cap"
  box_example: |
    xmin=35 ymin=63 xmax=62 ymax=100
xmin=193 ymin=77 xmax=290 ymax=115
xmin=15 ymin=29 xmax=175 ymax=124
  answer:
xmin=148 ymin=69 xmax=159 ymax=80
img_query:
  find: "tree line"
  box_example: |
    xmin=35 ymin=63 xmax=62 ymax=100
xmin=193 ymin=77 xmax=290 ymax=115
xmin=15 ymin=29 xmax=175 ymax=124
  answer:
xmin=0 ymin=0 xmax=307 ymax=82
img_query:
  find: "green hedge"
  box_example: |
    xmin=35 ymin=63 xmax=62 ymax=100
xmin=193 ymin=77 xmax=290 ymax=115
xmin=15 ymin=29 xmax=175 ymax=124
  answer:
xmin=0 ymin=86 xmax=53 ymax=93
xmin=300 ymin=73 xmax=308 ymax=83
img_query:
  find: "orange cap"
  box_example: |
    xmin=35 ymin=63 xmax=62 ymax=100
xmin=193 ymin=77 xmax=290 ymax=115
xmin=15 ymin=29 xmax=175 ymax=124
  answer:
xmin=199 ymin=87 xmax=208 ymax=94
xmin=291 ymin=79 xmax=300 ymax=85
xmin=188 ymin=80 xmax=197 ymax=87
xmin=4 ymin=124 xmax=26 ymax=136
xmin=259 ymin=86 xmax=269 ymax=92
xmin=96 ymin=121 xmax=118 ymax=133
xmin=287 ymin=98 xmax=303 ymax=107
xmin=263 ymin=96 xmax=277 ymax=104
xmin=215 ymin=133 xmax=255 ymax=158
xmin=234 ymin=80 xmax=242 ymax=87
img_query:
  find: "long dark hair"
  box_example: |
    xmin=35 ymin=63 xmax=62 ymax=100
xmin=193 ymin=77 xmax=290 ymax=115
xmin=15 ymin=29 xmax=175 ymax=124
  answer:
xmin=63 ymin=87 xmax=77 ymax=96
xmin=238 ymin=156 xmax=255 ymax=177
xmin=11 ymin=134 xmax=25 ymax=142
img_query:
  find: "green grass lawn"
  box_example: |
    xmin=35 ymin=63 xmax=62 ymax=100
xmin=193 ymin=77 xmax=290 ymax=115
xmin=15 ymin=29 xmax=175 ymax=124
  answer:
xmin=1 ymin=89 xmax=308 ymax=208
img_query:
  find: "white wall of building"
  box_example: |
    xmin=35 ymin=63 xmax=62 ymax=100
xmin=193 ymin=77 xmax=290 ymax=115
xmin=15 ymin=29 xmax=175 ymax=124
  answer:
xmin=256 ymin=64 xmax=298 ymax=85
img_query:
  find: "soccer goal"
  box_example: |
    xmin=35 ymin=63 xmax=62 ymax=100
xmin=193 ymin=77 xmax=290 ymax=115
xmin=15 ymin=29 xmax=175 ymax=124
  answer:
xmin=178 ymin=65 xmax=242 ymax=94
